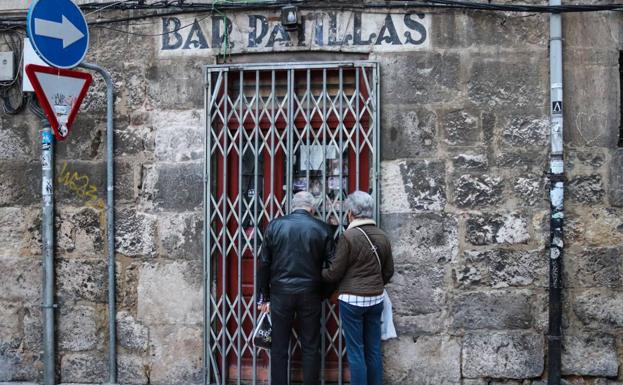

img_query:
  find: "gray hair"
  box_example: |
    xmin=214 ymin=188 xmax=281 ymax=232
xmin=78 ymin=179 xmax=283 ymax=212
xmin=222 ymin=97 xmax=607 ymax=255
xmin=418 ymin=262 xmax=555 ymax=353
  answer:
xmin=292 ymin=191 xmax=316 ymax=211
xmin=346 ymin=191 xmax=374 ymax=219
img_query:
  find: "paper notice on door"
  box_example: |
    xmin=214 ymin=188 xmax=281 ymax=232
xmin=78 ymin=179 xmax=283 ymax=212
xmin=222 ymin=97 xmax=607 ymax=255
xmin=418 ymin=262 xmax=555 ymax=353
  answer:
xmin=300 ymin=144 xmax=339 ymax=171
xmin=300 ymin=145 xmax=324 ymax=170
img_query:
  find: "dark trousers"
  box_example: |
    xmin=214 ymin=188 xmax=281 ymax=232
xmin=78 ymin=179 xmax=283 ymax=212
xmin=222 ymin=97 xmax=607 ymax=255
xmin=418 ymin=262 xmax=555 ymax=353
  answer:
xmin=271 ymin=292 xmax=322 ymax=385
xmin=339 ymin=300 xmax=384 ymax=385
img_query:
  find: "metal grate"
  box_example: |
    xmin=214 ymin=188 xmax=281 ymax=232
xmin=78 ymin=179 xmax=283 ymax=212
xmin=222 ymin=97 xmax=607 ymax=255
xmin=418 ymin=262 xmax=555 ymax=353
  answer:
xmin=203 ymin=61 xmax=380 ymax=385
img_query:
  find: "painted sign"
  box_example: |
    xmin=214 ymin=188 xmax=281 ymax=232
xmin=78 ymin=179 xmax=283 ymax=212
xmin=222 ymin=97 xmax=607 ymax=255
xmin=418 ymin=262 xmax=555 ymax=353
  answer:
xmin=160 ymin=11 xmax=429 ymax=55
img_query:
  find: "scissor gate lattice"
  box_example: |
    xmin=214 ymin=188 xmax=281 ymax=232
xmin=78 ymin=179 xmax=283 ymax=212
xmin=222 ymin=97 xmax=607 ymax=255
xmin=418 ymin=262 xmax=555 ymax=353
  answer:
xmin=203 ymin=61 xmax=379 ymax=385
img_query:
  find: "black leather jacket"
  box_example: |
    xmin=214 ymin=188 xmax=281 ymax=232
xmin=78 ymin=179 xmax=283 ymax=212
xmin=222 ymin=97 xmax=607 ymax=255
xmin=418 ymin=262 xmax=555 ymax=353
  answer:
xmin=258 ymin=209 xmax=335 ymax=302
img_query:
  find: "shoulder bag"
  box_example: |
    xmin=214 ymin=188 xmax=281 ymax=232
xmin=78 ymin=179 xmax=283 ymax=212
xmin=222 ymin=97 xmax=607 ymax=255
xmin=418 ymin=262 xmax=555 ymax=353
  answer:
xmin=355 ymin=227 xmax=398 ymax=340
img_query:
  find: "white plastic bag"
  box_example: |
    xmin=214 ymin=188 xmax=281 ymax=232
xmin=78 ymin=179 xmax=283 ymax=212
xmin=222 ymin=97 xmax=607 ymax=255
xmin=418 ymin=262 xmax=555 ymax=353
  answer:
xmin=381 ymin=290 xmax=397 ymax=340
xmin=252 ymin=311 xmax=272 ymax=350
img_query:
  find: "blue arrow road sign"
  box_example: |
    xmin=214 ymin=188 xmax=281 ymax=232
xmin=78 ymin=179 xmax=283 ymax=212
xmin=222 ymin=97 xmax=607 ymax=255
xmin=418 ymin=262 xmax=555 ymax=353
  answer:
xmin=27 ymin=0 xmax=89 ymax=69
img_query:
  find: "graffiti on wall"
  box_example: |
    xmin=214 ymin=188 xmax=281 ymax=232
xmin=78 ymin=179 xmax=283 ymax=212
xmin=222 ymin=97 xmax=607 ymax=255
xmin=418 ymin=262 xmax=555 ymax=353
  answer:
xmin=160 ymin=11 xmax=430 ymax=55
xmin=58 ymin=161 xmax=106 ymax=212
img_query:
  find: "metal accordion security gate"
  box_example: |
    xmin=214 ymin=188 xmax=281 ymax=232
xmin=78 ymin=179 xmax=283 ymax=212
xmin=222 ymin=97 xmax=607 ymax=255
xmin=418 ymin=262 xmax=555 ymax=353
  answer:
xmin=203 ymin=61 xmax=379 ymax=385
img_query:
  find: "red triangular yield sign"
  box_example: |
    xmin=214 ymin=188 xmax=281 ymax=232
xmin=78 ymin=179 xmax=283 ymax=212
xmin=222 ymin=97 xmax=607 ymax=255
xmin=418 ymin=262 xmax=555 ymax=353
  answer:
xmin=25 ymin=64 xmax=92 ymax=141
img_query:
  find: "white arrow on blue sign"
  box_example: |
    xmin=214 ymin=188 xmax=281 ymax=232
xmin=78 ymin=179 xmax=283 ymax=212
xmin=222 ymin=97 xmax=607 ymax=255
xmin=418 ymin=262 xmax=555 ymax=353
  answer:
xmin=27 ymin=0 xmax=89 ymax=69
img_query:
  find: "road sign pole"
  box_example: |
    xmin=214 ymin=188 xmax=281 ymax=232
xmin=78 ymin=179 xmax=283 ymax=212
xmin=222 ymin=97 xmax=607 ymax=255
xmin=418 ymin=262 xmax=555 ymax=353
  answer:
xmin=41 ymin=124 xmax=56 ymax=385
xmin=80 ymin=61 xmax=118 ymax=385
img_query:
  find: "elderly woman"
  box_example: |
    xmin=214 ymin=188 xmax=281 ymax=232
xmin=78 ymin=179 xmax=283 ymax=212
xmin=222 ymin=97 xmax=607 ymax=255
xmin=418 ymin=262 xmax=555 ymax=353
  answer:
xmin=322 ymin=191 xmax=394 ymax=385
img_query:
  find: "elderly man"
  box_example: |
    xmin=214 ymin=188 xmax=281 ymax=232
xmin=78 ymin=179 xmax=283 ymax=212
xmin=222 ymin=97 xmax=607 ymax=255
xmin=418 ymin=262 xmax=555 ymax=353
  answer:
xmin=257 ymin=191 xmax=335 ymax=385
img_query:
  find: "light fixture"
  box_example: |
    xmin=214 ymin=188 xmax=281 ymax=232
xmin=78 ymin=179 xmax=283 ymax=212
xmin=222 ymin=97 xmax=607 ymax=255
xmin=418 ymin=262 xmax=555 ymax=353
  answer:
xmin=281 ymin=5 xmax=299 ymax=32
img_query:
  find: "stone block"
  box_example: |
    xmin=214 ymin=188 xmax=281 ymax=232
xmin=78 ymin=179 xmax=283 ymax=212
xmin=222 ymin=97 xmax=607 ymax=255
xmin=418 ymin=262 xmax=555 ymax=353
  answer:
xmin=55 ymin=115 xmax=105 ymax=161
xmin=60 ymin=353 xmax=107 ymax=383
xmin=123 ymin=65 xmax=150 ymax=109
xmin=0 ymin=207 xmax=33 ymax=257
xmin=453 ymin=174 xmax=504 ymax=209
xmin=58 ymin=305 xmax=97 ymax=352
xmin=450 ymin=290 xmax=532 ymax=330
xmin=455 ymin=249 xmax=547 ymax=289
xmin=114 ymin=125 xmax=151 ymax=157
xmin=55 ymin=208 xmax=105 ymax=255
xmin=565 ymin=64 xmax=619 ymax=148
xmin=501 ymin=116 xmax=549 ymax=147
xmin=148 ymin=325 xmax=202 ymax=385
xmin=561 ymin=334 xmax=618 ymax=376
xmin=154 ymin=109 xmax=204 ymax=161
xmin=430 ymin=12 xmax=469 ymax=49
xmin=115 ymin=209 xmax=158 ymax=257
xmin=0 ymin=345 xmax=41 ymax=382
xmin=381 ymin=104 xmax=437 ymax=159
xmin=463 ymin=12 xmax=547 ymax=48
xmin=146 ymin=59 xmax=204 ymax=110
xmin=22 ymin=306 xmax=41 ymax=352
xmin=574 ymin=289 xmax=623 ymax=328
xmin=465 ymin=212 xmax=530 ymax=245
xmin=118 ymin=354 xmax=149 ymax=384
xmin=513 ymin=175 xmax=546 ymax=207
xmin=494 ymin=151 xmax=547 ymax=173
xmin=468 ymin=55 xmax=546 ymax=111
xmin=117 ymin=262 xmax=140 ymax=310
xmin=0 ymin=116 xmax=34 ymax=160
xmin=594 ymin=380 xmax=623 ymax=385
xmin=0 ymin=302 xmax=20 ymax=342
xmin=563 ymin=12 xmax=620 ymax=49
xmin=462 ymin=331 xmax=544 ymax=379
xmin=380 ymin=212 xmax=458 ymax=266
xmin=568 ymin=148 xmax=607 ymax=171
xmin=159 ymin=212 xmax=203 ymax=260
xmin=56 ymin=160 xmax=135 ymax=205
xmin=393 ymin=312 xmax=446 ymax=336
xmin=400 ymin=160 xmax=446 ymax=212
xmin=566 ymin=247 xmax=622 ymax=288
xmin=568 ymin=175 xmax=605 ymax=204
xmin=117 ymin=311 xmax=149 ymax=352
xmin=566 ymin=207 xmax=623 ymax=247
xmin=0 ymin=257 xmax=41 ymax=302
xmin=56 ymin=259 xmax=107 ymax=303
xmin=0 ymin=161 xmax=39 ymax=207
xmin=381 ymin=52 xmax=461 ymax=104
xmin=452 ymin=152 xmax=488 ymax=172
xmin=609 ymin=149 xmax=623 ymax=207
xmin=387 ymin=264 xmax=447 ymax=317
xmin=142 ymin=162 xmax=203 ymax=211
xmin=441 ymin=109 xmax=481 ymax=146
xmin=380 ymin=160 xmax=446 ymax=213
xmin=137 ymin=261 xmax=203 ymax=325
xmin=383 ymin=335 xmax=461 ymax=385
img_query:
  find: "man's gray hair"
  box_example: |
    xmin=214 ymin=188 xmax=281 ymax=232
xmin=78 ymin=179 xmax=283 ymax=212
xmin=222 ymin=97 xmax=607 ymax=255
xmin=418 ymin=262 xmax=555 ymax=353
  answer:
xmin=292 ymin=191 xmax=316 ymax=211
xmin=346 ymin=191 xmax=374 ymax=219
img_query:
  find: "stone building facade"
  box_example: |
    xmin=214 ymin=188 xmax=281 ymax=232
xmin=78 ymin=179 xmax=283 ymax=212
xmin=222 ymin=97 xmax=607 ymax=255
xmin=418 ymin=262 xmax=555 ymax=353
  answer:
xmin=0 ymin=1 xmax=622 ymax=384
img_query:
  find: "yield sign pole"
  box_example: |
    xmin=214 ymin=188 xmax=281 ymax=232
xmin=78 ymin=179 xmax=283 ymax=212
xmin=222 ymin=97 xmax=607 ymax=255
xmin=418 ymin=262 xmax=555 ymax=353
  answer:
xmin=41 ymin=125 xmax=55 ymax=385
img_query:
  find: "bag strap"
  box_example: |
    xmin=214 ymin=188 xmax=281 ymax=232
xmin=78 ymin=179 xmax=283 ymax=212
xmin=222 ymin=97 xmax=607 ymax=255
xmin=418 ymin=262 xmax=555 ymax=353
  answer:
xmin=355 ymin=227 xmax=382 ymax=269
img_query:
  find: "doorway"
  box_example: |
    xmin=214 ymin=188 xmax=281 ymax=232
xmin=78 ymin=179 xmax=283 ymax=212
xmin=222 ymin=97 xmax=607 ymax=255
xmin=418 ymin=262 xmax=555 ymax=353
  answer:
xmin=203 ymin=61 xmax=380 ymax=385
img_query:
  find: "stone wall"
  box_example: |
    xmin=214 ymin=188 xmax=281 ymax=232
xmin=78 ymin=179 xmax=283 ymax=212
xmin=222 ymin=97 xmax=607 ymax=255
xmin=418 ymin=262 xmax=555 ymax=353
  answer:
xmin=1 ymin=3 xmax=622 ymax=385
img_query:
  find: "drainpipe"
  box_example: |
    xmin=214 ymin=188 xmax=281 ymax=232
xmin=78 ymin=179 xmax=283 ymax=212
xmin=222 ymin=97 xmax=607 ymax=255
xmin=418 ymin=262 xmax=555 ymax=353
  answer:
xmin=79 ymin=62 xmax=117 ymax=384
xmin=547 ymin=2 xmax=564 ymax=385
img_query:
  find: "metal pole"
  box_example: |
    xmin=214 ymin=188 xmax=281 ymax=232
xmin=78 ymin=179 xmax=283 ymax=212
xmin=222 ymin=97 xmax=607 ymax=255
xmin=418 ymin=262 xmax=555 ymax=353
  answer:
xmin=79 ymin=62 xmax=117 ymax=385
xmin=41 ymin=124 xmax=55 ymax=385
xmin=548 ymin=2 xmax=564 ymax=385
